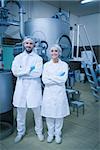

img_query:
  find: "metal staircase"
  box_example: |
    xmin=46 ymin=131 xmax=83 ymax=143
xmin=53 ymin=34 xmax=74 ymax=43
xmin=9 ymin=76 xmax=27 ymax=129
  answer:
xmin=82 ymin=63 xmax=100 ymax=101
xmin=70 ymin=24 xmax=100 ymax=101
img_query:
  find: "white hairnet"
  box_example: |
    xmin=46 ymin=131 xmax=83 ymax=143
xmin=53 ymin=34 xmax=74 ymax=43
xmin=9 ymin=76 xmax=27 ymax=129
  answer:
xmin=50 ymin=44 xmax=62 ymax=56
xmin=22 ymin=36 xmax=35 ymax=45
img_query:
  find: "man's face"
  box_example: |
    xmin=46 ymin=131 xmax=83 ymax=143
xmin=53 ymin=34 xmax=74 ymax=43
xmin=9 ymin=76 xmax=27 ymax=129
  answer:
xmin=24 ymin=39 xmax=35 ymax=53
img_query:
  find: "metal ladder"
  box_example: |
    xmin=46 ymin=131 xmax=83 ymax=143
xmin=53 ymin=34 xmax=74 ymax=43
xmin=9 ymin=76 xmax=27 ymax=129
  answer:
xmin=71 ymin=24 xmax=100 ymax=101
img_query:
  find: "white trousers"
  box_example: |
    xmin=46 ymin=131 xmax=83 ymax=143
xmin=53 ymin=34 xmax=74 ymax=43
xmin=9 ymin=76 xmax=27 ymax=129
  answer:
xmin=16 ymin=107 xmax=43 ymax=136
xmin=46 ymin=117 xmax=63 ymax=137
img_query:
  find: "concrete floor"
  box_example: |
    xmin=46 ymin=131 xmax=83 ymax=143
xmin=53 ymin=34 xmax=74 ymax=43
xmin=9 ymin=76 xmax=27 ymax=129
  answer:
xmin=0 ymin=82 xmax=100 ymax=150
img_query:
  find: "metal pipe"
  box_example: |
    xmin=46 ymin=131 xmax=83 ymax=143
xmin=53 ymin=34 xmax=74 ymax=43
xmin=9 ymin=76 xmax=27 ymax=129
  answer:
xmin=7 ymin=21 xmax=19 ymax=26
xmin=19 ymin=6 xmax=25 ymax=39
xmin=1 ymin=0 xmax=5 ymax=7
xmin=5 ymin=0 xmax=25 ymax=39
xmin=71 ymin=29 xmax=75 ymax=58
xmin=0 ymin=37 xmax=2 ymax=46
xmin=76 ymin=24 xmax=80 ymax=58
xmin=83 ymin=25 xmax=98 ymax=64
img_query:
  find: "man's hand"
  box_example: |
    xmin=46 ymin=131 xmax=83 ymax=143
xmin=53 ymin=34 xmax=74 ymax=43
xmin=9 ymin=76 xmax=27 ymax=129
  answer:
xmin=57 ymin=72 xmax=65 ymax=76
xmin=30 ymin=66 xmax=35 ymax=72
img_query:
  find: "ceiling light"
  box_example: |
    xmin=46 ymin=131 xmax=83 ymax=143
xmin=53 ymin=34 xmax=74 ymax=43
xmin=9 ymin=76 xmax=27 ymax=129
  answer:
xmin=81 ymin=0 xmax=96 ymax=4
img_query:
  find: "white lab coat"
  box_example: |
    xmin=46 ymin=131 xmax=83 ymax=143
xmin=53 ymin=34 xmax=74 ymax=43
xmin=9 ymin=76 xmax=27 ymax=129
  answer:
xmin=12 ymin=51 xmax=43 ymax=108
xmin=41 ymin=59 xmax=70 ymax=118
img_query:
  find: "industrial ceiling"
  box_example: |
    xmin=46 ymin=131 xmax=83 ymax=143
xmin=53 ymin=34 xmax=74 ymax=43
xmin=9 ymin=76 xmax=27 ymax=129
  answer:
xmin=42 ymin=0 xmax=100 ymax=16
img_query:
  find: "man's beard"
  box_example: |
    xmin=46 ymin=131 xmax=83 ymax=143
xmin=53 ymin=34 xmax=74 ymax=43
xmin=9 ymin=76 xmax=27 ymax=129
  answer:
xmin=24 ymin=47 xmax=33 ymax=54
xmin=26 ymin=49 xmax=33 ymax=54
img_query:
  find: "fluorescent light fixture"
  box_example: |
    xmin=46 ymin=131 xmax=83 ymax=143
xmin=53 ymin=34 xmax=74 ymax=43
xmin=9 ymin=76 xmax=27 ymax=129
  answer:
xmin=81 ymin=0 xmax=95 ymax=4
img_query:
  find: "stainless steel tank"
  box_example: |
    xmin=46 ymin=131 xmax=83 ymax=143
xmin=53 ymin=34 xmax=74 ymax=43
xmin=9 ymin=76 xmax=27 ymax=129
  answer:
xmin=24 ymin=18 xmax=71 ymax=60
xmin=0 ymin=71 xmax=14 ymax=140
xmin=0 ymin=71 xmax=13 ymax=114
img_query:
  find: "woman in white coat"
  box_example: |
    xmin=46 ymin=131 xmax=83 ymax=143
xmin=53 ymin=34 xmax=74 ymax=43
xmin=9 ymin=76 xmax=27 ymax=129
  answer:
xmin=12 ymin=36 xmax=44 ymax=143
xmin=41 ymin=44 xmax=70 ymax=144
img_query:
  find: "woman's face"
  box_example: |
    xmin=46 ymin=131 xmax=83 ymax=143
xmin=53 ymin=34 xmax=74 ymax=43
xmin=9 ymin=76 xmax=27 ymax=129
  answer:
xmin=50 ymin=48 xmax=59 ymax=59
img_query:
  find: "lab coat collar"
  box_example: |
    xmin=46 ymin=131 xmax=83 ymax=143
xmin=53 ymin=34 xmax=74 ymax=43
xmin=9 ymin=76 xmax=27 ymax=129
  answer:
xmin=23 ymin=50 xmax=36 ymax=56
xmin=50 ymin=58 xmax=61 ymax=64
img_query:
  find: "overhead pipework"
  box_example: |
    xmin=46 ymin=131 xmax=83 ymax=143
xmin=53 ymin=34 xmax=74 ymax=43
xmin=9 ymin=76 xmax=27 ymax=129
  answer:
xmin=52 ymin=7 xmax=70 ymax=23
xmin=0 ymin=0 xmax=25 ymax=38
xmin=0 ymin=0 xmax=9 ymax=35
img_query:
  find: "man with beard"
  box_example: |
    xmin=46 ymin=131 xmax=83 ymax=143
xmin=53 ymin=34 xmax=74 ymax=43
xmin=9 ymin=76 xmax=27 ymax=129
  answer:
xmin=12 ymin=36 xmax=44 ymax=143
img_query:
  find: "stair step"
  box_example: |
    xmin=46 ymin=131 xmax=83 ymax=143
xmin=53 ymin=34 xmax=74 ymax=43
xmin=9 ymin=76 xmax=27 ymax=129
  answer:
xmin=92 ymin=62 xmax=97 ymax=65
xmin=70 ymin=57 xmax=84 ymax=62
xmin=88 ymin=80 xmax=95 ymax=85
xmin=97 ymin=86 xmax=100 ymax=90
xmin=91 ymin=87 xmax=98 ymax=92
xmin=93 ymin=93 xmax=100 ymax=99
xmin=86 ymin=73 xmax=92 ymax=76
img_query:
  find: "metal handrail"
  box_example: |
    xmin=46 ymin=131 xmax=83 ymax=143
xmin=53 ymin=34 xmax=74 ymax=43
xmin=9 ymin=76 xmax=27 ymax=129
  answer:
xmin=71 ymin=24 xmax=98 ymax=65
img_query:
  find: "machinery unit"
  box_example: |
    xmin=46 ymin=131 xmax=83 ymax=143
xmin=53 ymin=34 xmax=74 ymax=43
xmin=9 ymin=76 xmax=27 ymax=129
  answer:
xmin=13 ymin=11 xmax=72 ymax=62
xmin=0 ymin=71 xmax=14 ymax=139
xmin=0 ymin=71 xmax=13 ymax=113
xmin=24 ymin=15 xmax=72 ymax=62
